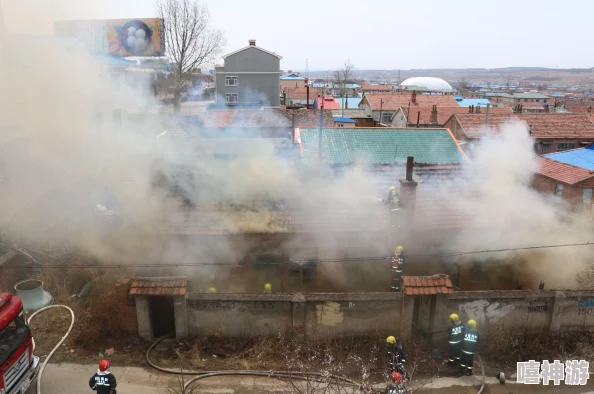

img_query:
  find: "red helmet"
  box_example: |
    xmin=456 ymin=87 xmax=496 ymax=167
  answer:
xmin=99 ymin=359 xmax=110 ymax=371
xmin=391 ymin=371 xmax=403 ymax=383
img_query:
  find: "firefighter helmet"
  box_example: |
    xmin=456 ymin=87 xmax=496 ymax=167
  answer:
xmin=264 ymin=283 xmax=272 ymax=292
xmin=386 ymin=336 xmax=396 ymax=344
xmin=449 ymin=313 xmax=459 ymax=321
xmin=468 ymin=319 xmax=477 ymax=328
xmin=389 ymin=186 xmax=396 ymax=192
xmin=99 ymin=359 xmax=110 ymax=371
xmin=208 ymin=287 xmax=216 ymax=293
xmin=391 ymin=371 xmax=403 ymax=383
xmin=395 ymin=245 xmax=404 ymax=253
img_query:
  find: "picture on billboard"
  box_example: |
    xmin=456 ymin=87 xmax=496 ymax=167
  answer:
xmin=54 ymin=18 xmax=166 ymax=57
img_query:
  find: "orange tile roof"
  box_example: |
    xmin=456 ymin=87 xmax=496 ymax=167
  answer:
xmin=403 ymin=106 xmax=513 ymax=126
xmin=455 ymin=113 xmax=594 ymax=140
xmin=402 ymin=274 xmax=455 ymax=295
xmin=536 ymin=157 xmax=594 ymax=185
xmin=362 ymin=93 xmax=459 ymax=111
xmin=361 ymin=83 xmax=393 ymax=92
xmin=565 ymin=104 xmax=593 ymax=114
xmin=129 ymin=278 xmax=188 ymax=296
xmin=203 ymin=108 xmax=333 ymax=128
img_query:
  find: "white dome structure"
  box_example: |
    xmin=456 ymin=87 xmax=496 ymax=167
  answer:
xmin=400 ymin=77 xmax=453 ymax=93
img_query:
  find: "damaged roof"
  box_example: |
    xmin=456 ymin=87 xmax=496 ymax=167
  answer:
xmin=296 ymin=128 xmax=467 ymax=165
xmin=129 ymin=278 xmax=188 ymax=296
xmin=402 ymin=274 xmax=455 ymax=295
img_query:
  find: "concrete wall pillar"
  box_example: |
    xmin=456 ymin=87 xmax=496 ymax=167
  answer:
xmin=174 ymin=295 xmax=188 ymax=339
xmin=549 ymin=291 xmax=566 ymax=333
xmin=135 ymin=296 xmax=153 ymax=341
xmin=291 ymin=293 xmax=307 ymax=342
xmin=400 ymin=296 xmax=415 ymax=341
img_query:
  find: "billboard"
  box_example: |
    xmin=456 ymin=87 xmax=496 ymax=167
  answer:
xmin=54 ymin=18 xmax=165 ymax=57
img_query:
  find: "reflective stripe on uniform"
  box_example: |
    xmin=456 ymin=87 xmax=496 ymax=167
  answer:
xmin=449 ymin=340 xmax=461 ymax=344
xmin=462 ymin=350 xmax=474 ymax=354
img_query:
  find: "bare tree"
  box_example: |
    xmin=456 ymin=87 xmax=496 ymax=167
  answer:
xmin=333 ymin=59 xmax=355 ymax=98
xmin=156 ymin=0 xmax=225 ymax=110
xmin=456 ymin=78 xmax=471 ymax=92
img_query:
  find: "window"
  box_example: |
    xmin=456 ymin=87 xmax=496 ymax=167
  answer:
xmin=583 ymin=188 xmax=593 ymax=204
xmin=287 ymin=261 xmax=316 ymax=289
xmin=555 ymin=183 xmax=564 ymax=197
xmin=225 ymin=93 xmax=238 ymax=104
xmin=338 ymin=123 xmax=344 ymax=127
xmin=557 ymin=143 xmax=576 ymax=151
xmin=381 ymin=112 xmax=392 ymax=124
xmin=225 ymin=76 xmax=238 ymax=86
xmin=541 ymin=144 xmax=550 ymax=154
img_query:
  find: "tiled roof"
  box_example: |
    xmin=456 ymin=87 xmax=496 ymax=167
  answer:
xmin=455 ymin=113 xmax=594 ymax=140
xmin=403 ymin=106 xmax=513 ymax=126
xmin=402 ymin=274 xmax=454 ymax=295
xmin=565 ymin=104 xmax=593 ymax=114
xmin=511 ymin=93 xmax=550 ymax=100
xmin=362 ymin=93 xmax=459 ymax=111
xmin=129 ymin=278 xmax=188 ymax=296
xmin=283 ymin=87 xmax=321 ymax=101
xmin=315 ymin=96 xmax=341 ymax=110
xmin=203 ymin=109 xmax=333 ymax=128
xmin=331 ymin=109 xmax=369 ymax=119
xmin=536 ymin=157 xmax=594 ymax=185
xmin=297 ymin=128 xmax=467 ymax=165
xmin=361 ymin=84 xmax=393 ymax=92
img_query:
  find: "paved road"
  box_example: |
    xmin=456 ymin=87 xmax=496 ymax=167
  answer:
xmin=34 ymin=363 xmax=594 ymax=394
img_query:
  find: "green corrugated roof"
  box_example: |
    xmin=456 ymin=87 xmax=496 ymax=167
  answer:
xmin=299 ymin=128 xmax=465 ymax=165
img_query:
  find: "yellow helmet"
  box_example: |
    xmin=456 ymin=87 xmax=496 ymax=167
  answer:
xmin=264 ymin=283 xmax=272 ymax=292
xmin=395 ymin=245 xmax=404 ymax=253
xmin=386 ymin=336 xmax=396 ymax=344
xmin=389 ymin=186 xmax=396 ymax=192
xmin=208 ymin=287 xmax=216 ymax=293
xmin=450 ymin=313 xmax=459 ymax=321
xmin=468 ymin=319 xmax=477 ymax=328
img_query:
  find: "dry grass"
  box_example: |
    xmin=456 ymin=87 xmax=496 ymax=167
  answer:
xmin=487 ymin=325 xmax=594 ymax=366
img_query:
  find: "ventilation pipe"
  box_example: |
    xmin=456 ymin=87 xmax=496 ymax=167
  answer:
xmin=15 ymin=279 xmax=53 ymax=312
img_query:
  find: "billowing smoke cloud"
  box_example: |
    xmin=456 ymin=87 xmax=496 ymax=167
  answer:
xmin=445 ymin=120 xmax=593 ymax=289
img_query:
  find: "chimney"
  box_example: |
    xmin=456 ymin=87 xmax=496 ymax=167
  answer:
xmin=249 ymin=39 xmax=256 ymax=46
xmin=430 ymin=105 xmax=438 ymax=124
xmin=416 ymin=111 xmax=420 ymax=127
xmin=544 ymin=104 xmax=550 ymax=113
xmin=476 ymin=105 xmax=481 ymax=114
xmin=468 ymin=106 xmax=472 ymax=113
xmin=399 ymin=156 xmax=418 ymax=223
xmin=411 ymin=91 xmax=417 ymax=104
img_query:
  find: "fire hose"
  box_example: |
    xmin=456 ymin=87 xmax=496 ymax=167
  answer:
xmin=146 ymin=335 xmax=362 ymax=391
xmin=27 ymin=305 xmax=76 ymax=394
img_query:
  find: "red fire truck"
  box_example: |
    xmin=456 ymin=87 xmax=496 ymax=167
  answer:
xmin=0 ymin=293 xmax=39 ymax=394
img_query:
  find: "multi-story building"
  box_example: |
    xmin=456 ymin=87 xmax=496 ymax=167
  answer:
xmin=215 ymin=40 xmax=282 ymax=108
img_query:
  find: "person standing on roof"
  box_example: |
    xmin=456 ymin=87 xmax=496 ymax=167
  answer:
xmin=445 ymin=313 xmax=464 ymax=364
xmin=89 ymin=360 xmax=117 ymax=394
xmin=460 ymin=320 xmax=479 ymax=376
xmin=385 ymin=186 xmax=400 ymax=206
xmin=391 ymin=245 xmax=405 ymax=291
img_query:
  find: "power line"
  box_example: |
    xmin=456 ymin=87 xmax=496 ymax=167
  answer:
xmin=1 ymin=241 xmax=593 ymax=270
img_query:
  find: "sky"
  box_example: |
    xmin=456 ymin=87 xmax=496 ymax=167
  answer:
xmin=2 ymin=0 xmax=594 ymax=70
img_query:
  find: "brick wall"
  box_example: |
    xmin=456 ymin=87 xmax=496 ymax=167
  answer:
xmin=114 ymin=279 xmax=138 ymax=334
xmin=532 ymin=174 xmax=594 ymax=211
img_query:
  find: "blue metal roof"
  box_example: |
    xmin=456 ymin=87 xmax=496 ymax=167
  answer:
xmin=333 ymin=116 xmax=356 ymax=123
xmin=455 ymin=98 xmax=491 ymax=107
xmin=281 ymin=74 xmax=305 ymax=80
xmin=544 ymin=145 xmax=594 ymax=170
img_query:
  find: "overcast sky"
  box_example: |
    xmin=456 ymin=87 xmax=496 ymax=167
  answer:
xmin=2 ymin=0 xmax=593 ymax=70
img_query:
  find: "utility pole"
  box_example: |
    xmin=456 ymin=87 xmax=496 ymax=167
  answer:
xmin=379 ymin=99 xmax=384 ymax=126
xmin=341 ymin=93 xmax=344 ymax=118
xmin=318 ymin=87 xmax=324 ymax=160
